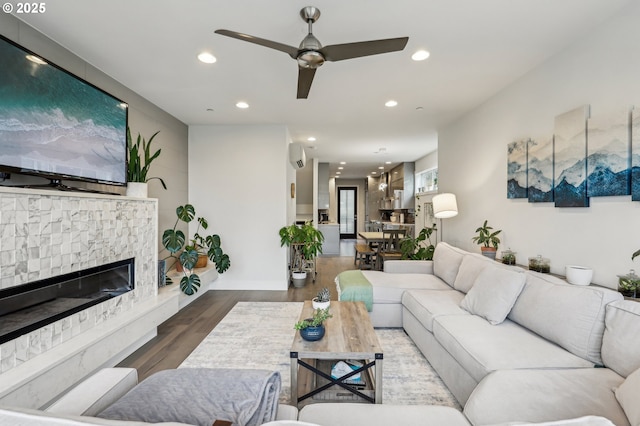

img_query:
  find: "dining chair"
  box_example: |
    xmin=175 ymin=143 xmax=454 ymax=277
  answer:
xmin=375 ymin=229 xmax=407 ymax=270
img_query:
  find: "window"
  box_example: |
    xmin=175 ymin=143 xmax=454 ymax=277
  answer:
xmin=416 ymin=168 xmax=438 ymax=193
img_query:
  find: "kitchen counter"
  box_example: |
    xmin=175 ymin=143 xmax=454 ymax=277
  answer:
xmin=318 ymin=223 xmax=340 ymax=255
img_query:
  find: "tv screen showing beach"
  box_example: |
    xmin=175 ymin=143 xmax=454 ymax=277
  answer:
xmin=0 ymin=35 xmax=128 ymax=185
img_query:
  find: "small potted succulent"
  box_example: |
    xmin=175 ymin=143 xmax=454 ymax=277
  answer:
xmin=295 ymin=308 xmax=333 ymax=342
xmin=312 ymin=287 xmax=331 ymax=310
xmin=472 ymin=220 xmax=501 ymax=260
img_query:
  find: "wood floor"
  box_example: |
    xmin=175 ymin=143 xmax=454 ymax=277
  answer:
xmin=117 ymin=242 xmax=358 ymax=380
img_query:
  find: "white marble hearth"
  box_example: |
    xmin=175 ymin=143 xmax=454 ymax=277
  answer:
xmin=0 ymin=187 xmax=178 ymax=409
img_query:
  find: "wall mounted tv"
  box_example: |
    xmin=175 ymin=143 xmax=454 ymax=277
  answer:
xmin=0 ymin=34 xmax=128 ymax=188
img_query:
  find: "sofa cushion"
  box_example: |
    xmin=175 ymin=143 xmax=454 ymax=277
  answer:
xmin=360 ymin=270 xmax=451 ymax=304
xmin=298 ymin=403 xmax=471 ymax=426
xmin=433 ymin=315 xmax=594 ymax=383
xmin=463 ymin=368 xmax=627 ymax=426
xmin=508 ymin=271 xmax=622 ymax=365
xmin=453 ymin=254 xmax=492 ymax=293
xmin=615 ymin=366 xmax=640 ymax=426
xmin=432 ymin=242 xmax=466 ymax=287
xmin=490 ymin=417 xmax=616 ymax=426
xmin=460 ymin=266 xmax=526 ymax=325
xmin=401 ymin=289 xmax=468 ymax=332
xmin=0 ymin=407 xmax=192 ymax=425
xmin=602 ymin=300 xmax=640 ymax=377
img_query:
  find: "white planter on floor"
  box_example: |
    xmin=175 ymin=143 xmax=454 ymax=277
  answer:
xmin=292 ymin=271 xmax=307 ymax=288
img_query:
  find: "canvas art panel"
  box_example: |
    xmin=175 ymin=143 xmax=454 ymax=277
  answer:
xmin=586 ymin=108 xmax=631 ymax=197
xmin=507 ymin=139 xmax=528 ymax=198
xmin=632 ymin=108 xmax=640 ymax=201
xmin=554 ymin=105 xmax=590 ymax=207
xmin=527 ymin=136 xmax=554 ymax=202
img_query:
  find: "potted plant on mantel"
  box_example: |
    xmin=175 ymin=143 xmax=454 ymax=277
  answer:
xmin=279 ymin=222 xmax=324 ymax=288
xmin=294 ymin=307 xmax=332 ymax=342
xmin=617 ymin=249 xmax=640 ymax=298
xmin=162 ymin=204 xmax=231 ymax=295
xmin=472 ymin=220 xmax=502 ymax=260
xmin=126 ymin=128 xmax=167 ymax=197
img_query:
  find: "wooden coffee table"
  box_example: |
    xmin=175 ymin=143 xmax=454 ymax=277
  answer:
xmin=290 ymin=301 xmax=383 ymax=407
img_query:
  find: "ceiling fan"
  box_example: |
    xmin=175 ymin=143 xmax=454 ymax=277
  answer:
xmin=215 ymin=6 xmax=409 ymax=99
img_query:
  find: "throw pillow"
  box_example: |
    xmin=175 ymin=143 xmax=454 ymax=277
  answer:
xmin=460 ymin=265 xmax=526 ymax=325
xmin=614 ymin=366 xmax=640 ymax=426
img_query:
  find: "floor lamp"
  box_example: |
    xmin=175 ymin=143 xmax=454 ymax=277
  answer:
xmin=432 ymin=193 xmax=458 ymax=242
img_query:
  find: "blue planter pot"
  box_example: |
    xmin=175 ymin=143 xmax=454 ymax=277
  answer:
xmin=300 ymin=324 xmax=325 ymax=341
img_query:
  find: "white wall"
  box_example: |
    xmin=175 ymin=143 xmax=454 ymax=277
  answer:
xmin=439 ymin=1 xmax=640 ymax=289
xmin=415 ymin=151 xmax=438 ymax=176
xmin=188 ymin=125 xmax=292 ymax=290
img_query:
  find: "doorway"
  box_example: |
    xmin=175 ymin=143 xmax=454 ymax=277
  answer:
xmin=338 ymin=186 xmax=357 ymax=239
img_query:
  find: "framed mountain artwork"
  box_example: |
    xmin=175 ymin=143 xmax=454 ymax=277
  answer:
xmin=527 ymin=136 xmax=554 ymax=202
xmin=554 ymin=105 xmax=590 ymax=208
xmin=507 ymin=139 xmax=528 ymax=199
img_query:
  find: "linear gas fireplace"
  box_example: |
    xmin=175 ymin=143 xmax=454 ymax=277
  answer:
xmin=0 ymin=258 xmax=135 ymax=345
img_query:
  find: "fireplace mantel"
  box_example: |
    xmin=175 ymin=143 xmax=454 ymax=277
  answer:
xmin=0 ymin=186 xmax=177 ymax=409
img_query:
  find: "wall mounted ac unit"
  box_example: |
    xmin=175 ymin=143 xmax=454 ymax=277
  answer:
xmin=289 ymin=142 xmax=306 ymax=169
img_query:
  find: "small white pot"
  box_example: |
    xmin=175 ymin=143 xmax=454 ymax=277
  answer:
xmin=312 ymin=298 xmax=330 ymax=310
xmin=565 ymin=266 xmax=593 ymax=286
xmin=126 ymin=182 xmax=148 ymax=198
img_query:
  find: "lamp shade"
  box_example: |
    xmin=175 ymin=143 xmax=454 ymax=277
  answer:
xmin=433 ymin=193 xmax=458 ymax=219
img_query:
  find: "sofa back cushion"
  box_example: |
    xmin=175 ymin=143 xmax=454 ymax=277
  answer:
xmin=601 ymin=300 xmax=640 ymax=377
xmin=508 ymin=271 xmax=622 ymax=365
xmin=453 ymin=254 xmax=493 ymax=293
xmin=432 ymin=242 xmax=466 ymax=287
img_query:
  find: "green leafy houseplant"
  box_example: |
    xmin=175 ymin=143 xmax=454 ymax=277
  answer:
xmin=279 ymin=222 xmax=324 ymax=273
xmin=618 ymin=250 xmax=640 ymax=298
xmin=126 ymin=128 xmax=167 ymax=188
xmin=162 ymin=204 xmax=230 ymax=295
xmin=400 ymin=224 xmax=438 ymax=260
xmin=294 ymin=308 xmax=333 ymax=330
xmin=472 ymin=220 xmax=501 ymax=249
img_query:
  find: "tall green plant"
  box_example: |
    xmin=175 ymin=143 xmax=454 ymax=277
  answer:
xmin=162 ymin=204 xmax=230 ymax=295
xmin=279 ymin=222 xmax=324 ymax=272
xmin=400 ymin=224 xmax=438 ymax=260
xmin=126 ymin=128 xmax=167 ymax=189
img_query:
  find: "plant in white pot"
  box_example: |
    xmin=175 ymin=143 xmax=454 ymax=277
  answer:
xmin=126 ymin=128 xmax=166 ymax=197
xmin=312 ymin=287 xmax=331 ymax=309
xmin=279 ymin=222 xmax=324 ymax=287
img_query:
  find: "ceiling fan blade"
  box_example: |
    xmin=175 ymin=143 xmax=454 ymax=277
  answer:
xmin=297 ymin=67 xmax=317 ymax=99
xmin=321 ymin=37 xmax=409 ymax=62
xmin=215 ymin=29 xmax=298 ymax=58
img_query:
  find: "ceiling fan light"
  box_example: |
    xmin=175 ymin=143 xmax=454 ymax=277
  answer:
xmin=297 ymin=50 xmax=325 ymax=68
xmin=412 ymin=50 xmax=430 ymax=61
xmin=197 ymin=52 xmax=217 ymax=64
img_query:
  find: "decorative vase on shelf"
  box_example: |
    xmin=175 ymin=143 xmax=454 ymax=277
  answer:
xmin=300 ymin=324 xmax=325 ymax=341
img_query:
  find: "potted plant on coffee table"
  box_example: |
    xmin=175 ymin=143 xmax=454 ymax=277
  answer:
xmin=279 ymin=222 xmax=324 ymax=288
xmin=472 ymin=220 xmax=501 ymax=260
xmin=312 ymin=287 xmax=331 ymax=310
xmin=294 ymin=308 xmax=333 ymax=342
xmin=126 ymin=128 xmax=167 ymax=197
xmin=162 ymin=204 xmax=231 ymax=295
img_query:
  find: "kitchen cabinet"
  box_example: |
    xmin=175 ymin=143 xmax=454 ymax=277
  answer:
xmin=318 ymin=223 xmax=339 ymax=255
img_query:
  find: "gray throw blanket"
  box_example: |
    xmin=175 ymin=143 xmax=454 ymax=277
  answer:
xmin=97 ymin=368 xmax=281 ymax=426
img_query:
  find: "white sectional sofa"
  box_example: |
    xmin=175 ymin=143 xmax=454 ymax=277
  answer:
xmin=336 ymin=242 xmax=640 ymax=425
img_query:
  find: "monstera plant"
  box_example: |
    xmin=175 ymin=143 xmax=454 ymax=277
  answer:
xmin=162 ymin=204 xmax=230 ymax=295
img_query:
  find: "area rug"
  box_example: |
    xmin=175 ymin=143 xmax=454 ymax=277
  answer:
xmin=179 ymin=302 xmax=459 ymax=409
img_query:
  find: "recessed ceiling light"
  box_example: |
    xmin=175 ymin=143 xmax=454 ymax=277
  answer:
xmin=307 ymin=137 xmax=316 ymax=142
xmin=371 ymin=171 xmax=377 ymax=174
xmin=236 ymin=101 xmax=249 ymax=109
xmin=336 ymin=171 xmax=341 ymax=175
xmin=411 ymin=50 xmax=430 ymax=61
xmin=26 ymin=54 xmax=46 ymax=65
xmin=385 ymin=161 xmax=391 ymax=164
xmin=378 ymin=166 xmax=384 ymax=170
xmin=385 ymin=100 xmax=398 ymax=107
xmin=340 ymin=162 xmax=346 ymax=165
xmin=338 ymin=167 xmax=344 ymax=170
xmin=197 ymin=52 xmax=217 ymax=64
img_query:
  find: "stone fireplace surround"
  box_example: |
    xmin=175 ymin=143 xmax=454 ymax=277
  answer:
xmin=0 ymin=187 xmax=178 ymax=409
